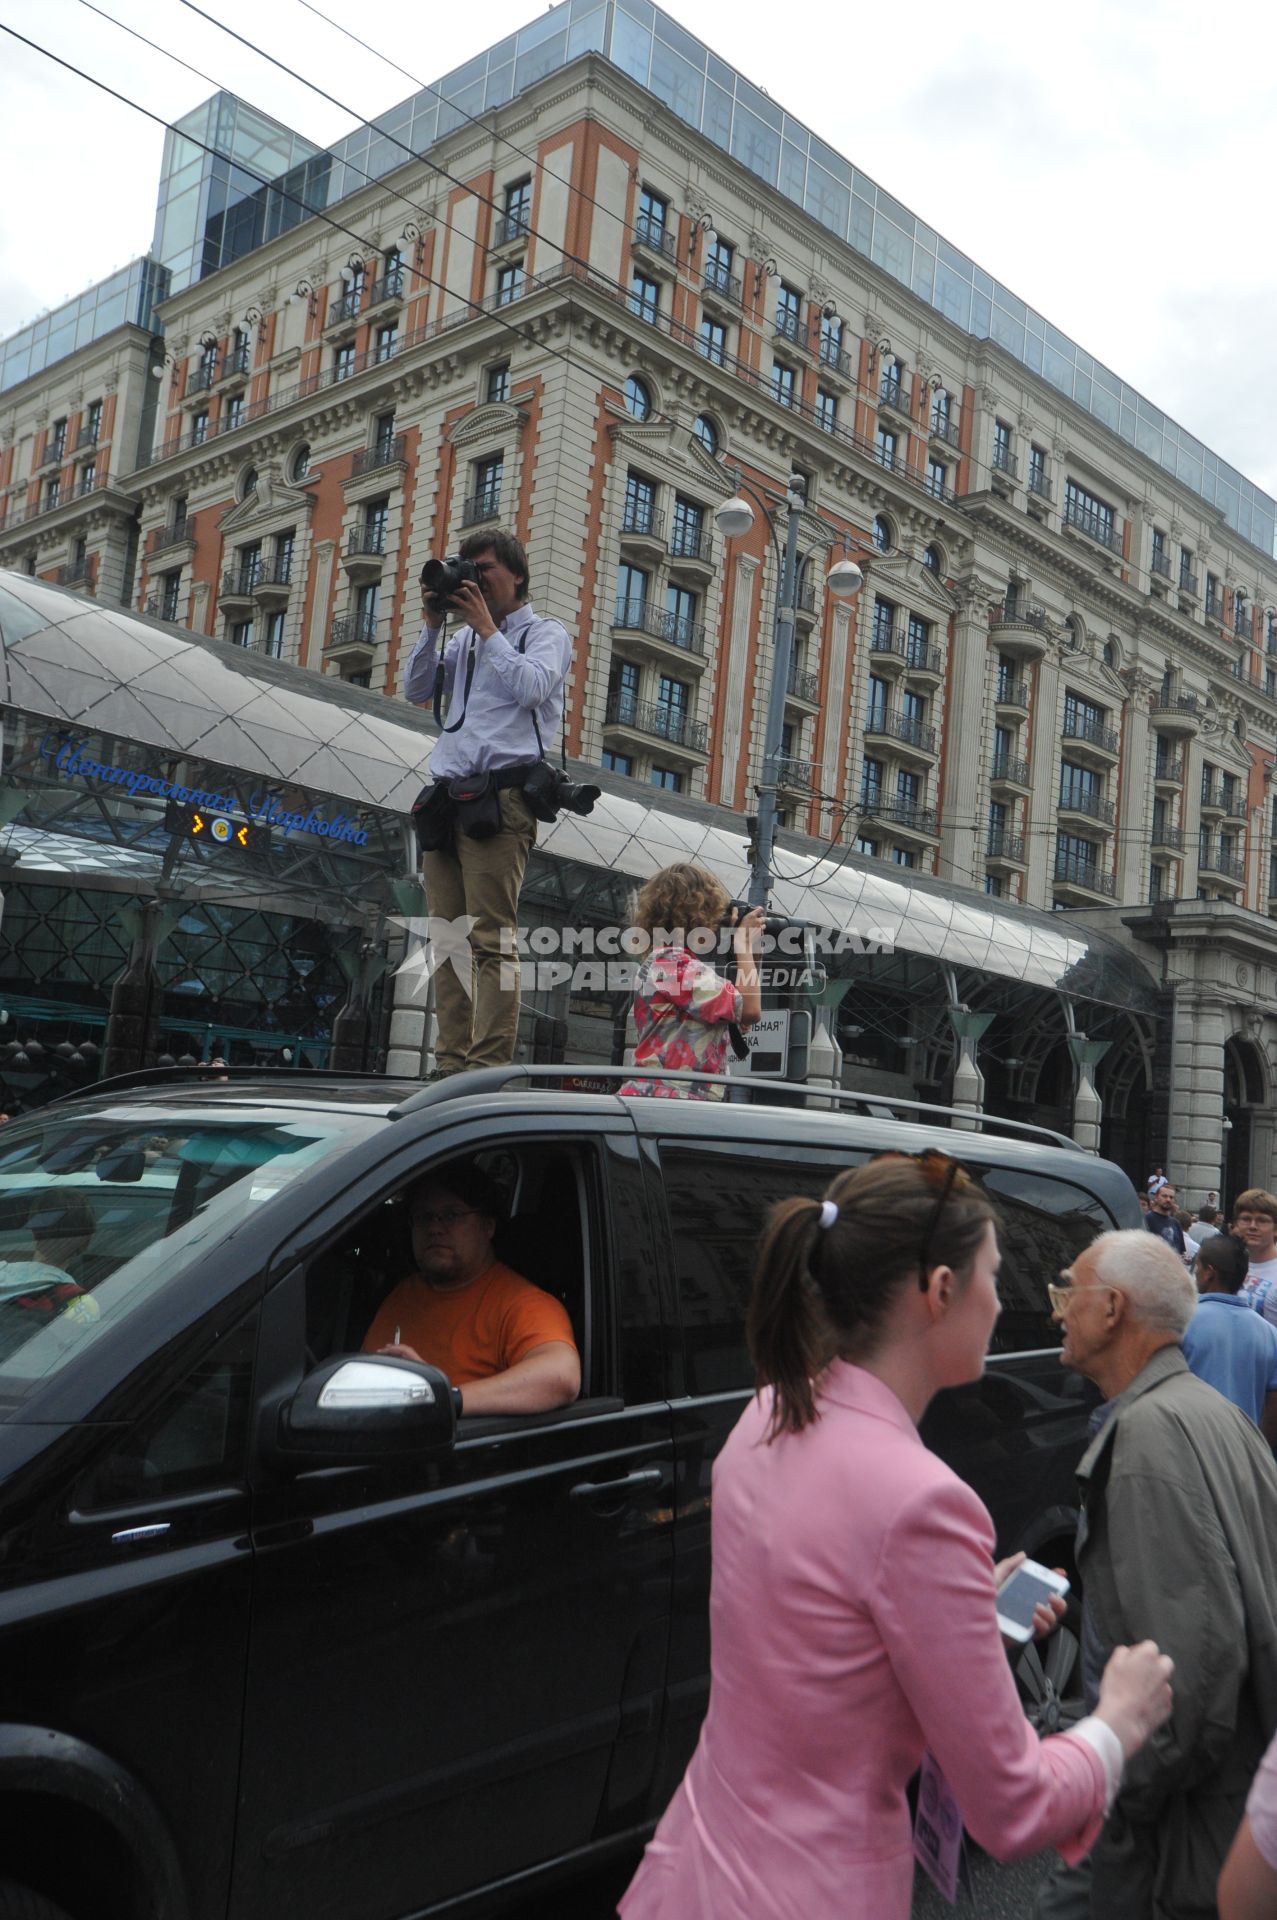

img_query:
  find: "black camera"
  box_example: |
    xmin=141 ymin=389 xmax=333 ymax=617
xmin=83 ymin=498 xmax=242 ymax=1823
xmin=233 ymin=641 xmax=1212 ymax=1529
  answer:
xmin=725 ymin=898 xmax=795 ymax=943
xmin=421 ymin=555 xmax=480 ymax=613
xmin=521 ymin=761 xmax=601 ymax=823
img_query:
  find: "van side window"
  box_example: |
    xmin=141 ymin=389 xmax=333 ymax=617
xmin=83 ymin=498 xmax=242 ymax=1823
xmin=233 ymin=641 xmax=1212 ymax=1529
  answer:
xmin=662 ymin=1146 xmax=854 ymax=1395
xmin=979 ymin=1168 xmax=1113 ymax=1353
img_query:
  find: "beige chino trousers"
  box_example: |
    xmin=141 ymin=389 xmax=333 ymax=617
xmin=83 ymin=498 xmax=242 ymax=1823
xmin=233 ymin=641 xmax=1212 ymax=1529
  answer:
xmin=420 ymin=787 xmax=535 ymax=1075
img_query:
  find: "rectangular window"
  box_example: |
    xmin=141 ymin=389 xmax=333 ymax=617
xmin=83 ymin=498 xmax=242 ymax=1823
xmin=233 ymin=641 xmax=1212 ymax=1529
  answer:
xmin=616 ymin=562 xmax=648 ymax=625
xmin=666 ymin=583 xmax=698 ymax=644
xmin=354 ymin=581 xmax=381 ymax=633
xmin=601 ymin=750 xmax=633 ymax=775
xmin=45 ymin=476 xmax=60 ymax=509
xmin=1151 ymin=527 xmax=1168 ymax=577
xmin=856 ymin=836 xmax=878 ymax=856
xmin=771 ymin=360 xmax=795 ymax=408
xmin=372 ymin=411 xmax=396 ymax=460
xmin=612 ymin=660 xmax=640 ymax=703
xmin=876 ymin=427 xmax=897 ymax=470
xmin=1235 ymin=592 xmax=1250 ymax=637
xmin=891 ymin=847 xmax=917 ymax=868
xmin=776 ymin=282 xmax=801 ymax=342
xmin=872 ymin=596 xmax=896 ymax=647
xmin=275 ymin=529 xmax=294 ymax=580
xmin=636 ymin=186 xmax=668 ymax=248
xmin=860 ymin=757 xmax=884 ymax=805
xmin=79 ymin=461 xmax=96 ymax=495
xmin=897 ymin=769 xmax=921 ymax=808
xmin=623 ymin=472 xmax=657 ymax=534
xmin=224 ymin=394 xmax=245 ymax=429
xmin=486 ymin=362 xmax=510 ymax=404
xmin=263 ymin=609 xmax=286 ymax=659
xmin=363 ymin=497 xmax=389 ymax=547
xmin=85 ymin=400 xmax=102 ymax=444
xmin=649 ymin=766 xmax=683 ymax=791
xmin=161 ymin=571 xmax=181 ymax=621
xmin=926 ymin=459 xmax=946 ymax=499
xmin=496 ymin=262 xmax=524 ymax=307
xmin=671 ymin=496 xmax=705 ymax=559
xmin=699 ymin=317 xmax=727 ymax=364
xmin=1060 ymin=760 xmax=1101 ymax=806
xmin=333 ymin=343 xmax=356 ymax=381
xmin=815 ymin=387 xmax=838 ymax=433
xmin=866 ymin=676 xmax=889 ymax=728
xmin=383 ymin=245 xmax=403 ymax=277
xmin=238 ymin=542 xmax=262 ymax=590
xmin=1064 ymin=478 xmax=1116 ymax=546
xmin=992 ymin=419 xmax=1013 ymax=470
xmin=985 ymin=874 xmax=1005 ymax=897
xmin=902 ymin=689 xmax=927 ymax=727
xmin=1205 ymin=571 xmax=1221 ymax=615
xmin=819 ymin=312 xmax=843 ymax=361
xmin=1181 ymin=546 xmax=1196 ymax=588
xmin=191 ymin=412 xmax=209 ymax=445
xmin=1064 ymin=690 xmax=1106 ymax=735
xmin=656 ymin=676 xmax=688 ymax=716
xmin=504 ymin=178 xmax=532 ymax=232
xmin=1028 ymin=444 xmax=1047 ymax=492
xmin=705 ymin=234 xmax=735 ymax=292
xmin=905 ymin=614 xmax=931 ymax=668
xmin=629 ymin=273 xmax=660 ymax=323
xmin=472 ymin=453 xmax=502 ymax=518
xmin=229 ymin=620 xmax=253 ymax=649
xmin=373 ymin=323 xmax=398 ymax=363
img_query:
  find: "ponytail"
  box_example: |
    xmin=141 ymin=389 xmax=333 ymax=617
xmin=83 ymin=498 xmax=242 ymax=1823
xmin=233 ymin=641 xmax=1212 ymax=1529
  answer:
xmin=746 ymin=1196 xmax=834 ymax=1437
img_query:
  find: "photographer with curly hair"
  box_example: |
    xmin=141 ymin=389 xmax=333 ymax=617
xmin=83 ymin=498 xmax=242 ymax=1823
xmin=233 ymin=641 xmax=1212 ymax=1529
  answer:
xmin=621 ymin=1154 xmax=1174 ymax=1920
xmin=618 ymin=862 xmax=763 ymax=1099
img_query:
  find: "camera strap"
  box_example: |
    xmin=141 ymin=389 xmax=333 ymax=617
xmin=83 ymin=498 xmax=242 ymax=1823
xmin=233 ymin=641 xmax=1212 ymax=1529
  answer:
xmin=431 ymin=617 xmax=566 ymax=770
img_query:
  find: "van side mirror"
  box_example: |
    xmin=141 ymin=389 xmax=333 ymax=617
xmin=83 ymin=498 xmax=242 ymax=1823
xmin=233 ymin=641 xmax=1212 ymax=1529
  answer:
xmin=275 ymin=1355 xmax=456 ymax=1469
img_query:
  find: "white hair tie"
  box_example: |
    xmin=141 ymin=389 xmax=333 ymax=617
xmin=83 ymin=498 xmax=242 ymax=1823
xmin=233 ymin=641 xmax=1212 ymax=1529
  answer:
xmin=818 ymin=1200 xmax=839 ymax=1231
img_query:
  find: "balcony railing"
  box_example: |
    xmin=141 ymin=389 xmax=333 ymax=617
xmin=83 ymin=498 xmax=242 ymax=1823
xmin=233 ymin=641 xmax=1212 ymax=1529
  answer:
xmin=254 ymin=554 xmax=293 ymax=588
xmin=1199 ymin=843 xmax=1246 ymax=881
xmin=904 ymin=643 xmax=943 ymax=677
xmin=1062 ymin=499 xmax=1121 ymax=551
xmin=1150 ymin=549 xmax=1172 ymax=579
xmin=870 ymin=622 xmax=906 ymax=660
xmin=863 ymin=799 xmax=939 ymax=836
xmin=776 ymin=755 xmax=815 ymax=791
xmin=461 ymin=489 xmax=501 ymax=526
xmin=75 ymin=424 xmax=100 ymax=451
xmin=817 ymin=340 xmax=853 ymax=380
xmin=1179 ymin=569 xmax=1199 ymax=597
xmin=55 ymin=559 xmax=89 ymax=586
xmin=1054 ymin=854 xmax=1117 ymax=897
xmin=612 ymin=599 xmax=706 ymax=656
xmin=878 ymin=379 xmax=909 ymax=414
xmin=1062 ymin=713 xmax=1120 ymax=754
xmin=149 ymin=519 xmax=190 ymax=556
xmin=1152 ymin=692 xmax=1199 ymax=719
xmin=327 ymin=288 xmax=363 ymax=327
xmin=1154 ymin=756 xmax=1184 ymax=783
xmin=990 ymin=753 xmax=1030 ymax=786
xmin=702 ymin=261 xmax=742 ymax=306
xmin=796 ymin=579 xmax=817 ymax=614
xmin=991 ymin=443 xmax=1018 ymax=479
xmin=42 ymin=440 xmax=67 ymax=466
xmin=1058 ymin=787 xmax=1116 ymax=825
xmin=995 ymin=674 xmax=1028 ymax=706
xmin=620 ymin=505 xmax=665 ymax=541
xmin=1200 ymin=779 xmax=1226 ymax=811
xmin=346 ymin=526 xmax=387 ymax=558
xmin=605 ymin=690 xmax=708 ymax=751
xmin=222 ymin=563 xmax=262 ymax=597
xmin=990 ymin=601 xmax=1049 ymax=632
xmin=986 ymin=829 xmax=1025 ymax=862
xmin=632 ymin=215 xmax=677 ymax=261
xmin=352 ymin=434 xmax=406 ymax=477
xmin=221 ymin=343 xmax=250 ymax=379
xmin=367 ymin=267 xmax=406 ymax=305
xmin=328 ymin=610 xmax=380 ymax=649
xmin=1027 ymin=466 xmax=1052 ymax=499
xmin=774 ymin=310 xmax=804 ymax=347
xmin=1151 ymin=824 xmax=1185 ymax=852
xmin=1205 ymin=591 xmax=1224 ymax=619
xmin=1230 ymin=659 xmax=1277 ymax=698
xmin=669 ymin=524 xmax=712 ymax=564
xmin=787 ymin=665 xmax=820 ymax=702
xmin=864 ymin=707 xmax=938 ymax=754
xmin=929 ymin=412 xmax=961 ymax=449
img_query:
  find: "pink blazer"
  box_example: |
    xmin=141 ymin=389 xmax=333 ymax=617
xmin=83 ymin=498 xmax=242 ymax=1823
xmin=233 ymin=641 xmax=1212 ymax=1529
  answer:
xmin=621 ymin=1361 xmax=1106 ymax=1920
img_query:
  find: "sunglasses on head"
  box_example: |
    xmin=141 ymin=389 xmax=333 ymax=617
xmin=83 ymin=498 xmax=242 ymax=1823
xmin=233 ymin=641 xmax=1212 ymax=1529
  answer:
xmin=871 ymin=1148 xmax=974 ymax=1284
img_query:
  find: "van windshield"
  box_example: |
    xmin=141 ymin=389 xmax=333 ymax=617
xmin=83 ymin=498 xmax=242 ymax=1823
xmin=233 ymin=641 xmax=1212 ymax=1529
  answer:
xmin=0 ymin=1109 xmax=362 ymax=1403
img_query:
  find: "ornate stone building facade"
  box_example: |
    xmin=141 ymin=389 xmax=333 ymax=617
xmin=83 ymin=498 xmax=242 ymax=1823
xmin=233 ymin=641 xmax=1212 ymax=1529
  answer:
xmin=2 ymin=6 xmax=1276 ymax=1196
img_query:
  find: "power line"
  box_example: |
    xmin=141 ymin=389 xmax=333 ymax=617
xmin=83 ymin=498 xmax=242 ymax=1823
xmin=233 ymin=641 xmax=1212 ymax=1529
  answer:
xmin=0 ymin=19 xmax=579 ymax=381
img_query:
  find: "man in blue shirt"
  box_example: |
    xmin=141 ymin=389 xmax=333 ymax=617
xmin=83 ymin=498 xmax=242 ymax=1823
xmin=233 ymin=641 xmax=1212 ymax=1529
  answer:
xmin=403 ymin=530 xmax=572 ymax=1077
xmin=1182 ymin=1233 xmax=1277 ymax=1439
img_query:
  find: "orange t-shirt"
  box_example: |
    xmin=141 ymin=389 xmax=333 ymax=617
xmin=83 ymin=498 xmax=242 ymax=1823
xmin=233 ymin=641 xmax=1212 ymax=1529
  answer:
xmin=362 ymin=1260 xmax=575 ymax=1385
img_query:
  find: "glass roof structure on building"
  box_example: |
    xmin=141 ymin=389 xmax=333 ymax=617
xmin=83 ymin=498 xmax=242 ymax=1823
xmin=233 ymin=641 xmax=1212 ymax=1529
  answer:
xmin=0 ymin=257 xmax=170 ymax=396
xmin=0 ymin=571 xmax=434 ymax=815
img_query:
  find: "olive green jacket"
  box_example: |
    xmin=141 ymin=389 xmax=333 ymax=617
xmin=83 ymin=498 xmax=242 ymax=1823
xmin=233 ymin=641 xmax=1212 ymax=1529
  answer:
xmin=1077 ymin=1343 xmax=1277 ymax=1918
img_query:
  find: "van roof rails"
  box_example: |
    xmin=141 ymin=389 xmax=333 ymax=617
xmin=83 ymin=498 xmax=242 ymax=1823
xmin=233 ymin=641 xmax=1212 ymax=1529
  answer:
xmin=387 ymin=1065 xmax=1082 ymax=1150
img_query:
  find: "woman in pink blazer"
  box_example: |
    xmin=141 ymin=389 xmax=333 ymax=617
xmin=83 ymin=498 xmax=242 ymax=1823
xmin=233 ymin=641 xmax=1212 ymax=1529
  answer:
xmin=621 ymin=1153 xmax=1173 ymax=1920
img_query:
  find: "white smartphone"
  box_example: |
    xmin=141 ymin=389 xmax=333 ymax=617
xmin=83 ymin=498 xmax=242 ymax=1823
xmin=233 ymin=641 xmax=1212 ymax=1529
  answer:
xmin=995 ymin=1558 xmax=1070 ymax=1643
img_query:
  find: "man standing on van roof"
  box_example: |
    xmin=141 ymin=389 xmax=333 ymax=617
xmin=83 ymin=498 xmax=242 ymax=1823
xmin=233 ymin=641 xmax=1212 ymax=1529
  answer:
xmin=363 ymin=1162 xmax=579 ymax=1416
xmin=1054 ymin=1228 xmax=1277 ymax=1917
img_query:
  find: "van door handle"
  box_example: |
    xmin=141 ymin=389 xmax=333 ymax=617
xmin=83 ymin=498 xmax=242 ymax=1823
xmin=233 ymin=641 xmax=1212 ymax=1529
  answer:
xmin=569 ymin=1468 xmax=663 ymax=1501
xmin=111 ymin=1523 xmax=172 ymax=1546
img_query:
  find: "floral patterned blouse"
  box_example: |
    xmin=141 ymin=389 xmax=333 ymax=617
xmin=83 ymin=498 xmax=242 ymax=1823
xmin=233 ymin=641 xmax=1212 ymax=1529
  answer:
xmin=619 ymin=943 xmax=744 ymax=1099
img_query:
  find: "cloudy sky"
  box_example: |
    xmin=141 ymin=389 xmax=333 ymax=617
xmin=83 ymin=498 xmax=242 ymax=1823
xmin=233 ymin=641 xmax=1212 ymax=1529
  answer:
xmin=3 ymin=0 xmax=1275 ymax=497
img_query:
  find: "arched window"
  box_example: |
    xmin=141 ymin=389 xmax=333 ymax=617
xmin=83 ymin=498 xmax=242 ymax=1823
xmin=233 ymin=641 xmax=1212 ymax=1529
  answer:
xmin=692 ymin=413 xmax=719 ymax=456
xmin=240 ymin=466 xmax=258 ymax=501
xmin=923 ymin=543 xmax=943 ymax=575
xmin=872 ymin=514 xmax=892 ymax=553
xmin=624 ymin=375 xmax=651 ymax=421
xmin=290 ymin=443 xmax=310 ymax=482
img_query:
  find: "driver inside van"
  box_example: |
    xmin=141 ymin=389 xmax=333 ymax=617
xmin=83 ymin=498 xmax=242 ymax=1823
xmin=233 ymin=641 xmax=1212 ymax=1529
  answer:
xmin=363 ymin=1162 xmax=580 ymax=1415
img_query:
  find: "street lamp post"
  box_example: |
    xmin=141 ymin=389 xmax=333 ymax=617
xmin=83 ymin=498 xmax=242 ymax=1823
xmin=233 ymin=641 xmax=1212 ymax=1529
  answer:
xmin=715 ymin=471 xmax=867 ymax=907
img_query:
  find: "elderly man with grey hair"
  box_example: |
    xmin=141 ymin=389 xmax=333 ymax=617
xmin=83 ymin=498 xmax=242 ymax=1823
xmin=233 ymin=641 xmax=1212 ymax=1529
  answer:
xmin=1052 ymin=1229 xmax=1277 ymax=1919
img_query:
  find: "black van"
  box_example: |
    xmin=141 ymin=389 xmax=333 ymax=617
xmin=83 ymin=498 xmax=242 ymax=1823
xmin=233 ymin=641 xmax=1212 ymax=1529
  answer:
xmin=0 ymin=1068 xmax=1139 ymax=1920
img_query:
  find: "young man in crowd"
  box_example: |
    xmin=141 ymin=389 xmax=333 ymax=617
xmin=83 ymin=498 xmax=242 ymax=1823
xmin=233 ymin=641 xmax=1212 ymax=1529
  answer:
xmin=1235 ymin=1189 xmax=1277 ymax=1324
